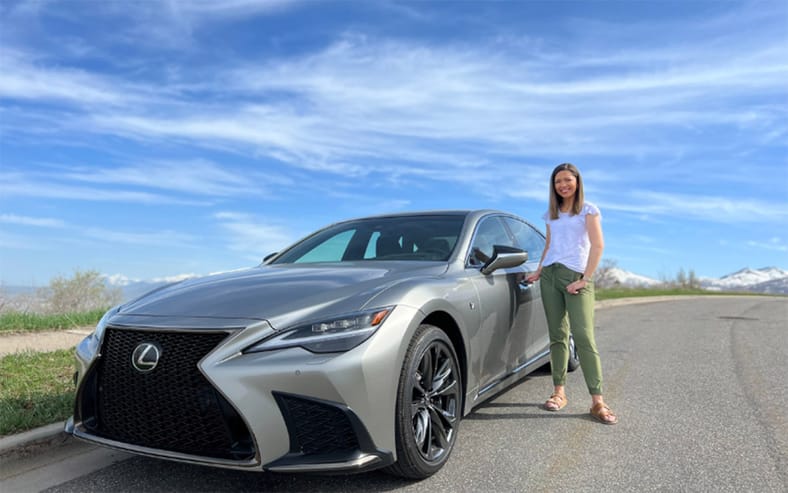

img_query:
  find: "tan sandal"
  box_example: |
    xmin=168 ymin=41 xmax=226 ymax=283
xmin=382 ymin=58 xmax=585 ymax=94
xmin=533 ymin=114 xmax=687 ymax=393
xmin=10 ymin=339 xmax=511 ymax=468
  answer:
xmin=590 ymin=402 xmax=618 ymax=425
xmin=544 ymin=393 xmax=567 ymax=411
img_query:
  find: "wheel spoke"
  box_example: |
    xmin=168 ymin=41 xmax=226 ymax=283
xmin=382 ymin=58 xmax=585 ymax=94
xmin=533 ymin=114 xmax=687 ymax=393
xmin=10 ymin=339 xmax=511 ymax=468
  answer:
xmin=434 ymin=402 xmax=457 ymax=426
xmin=433 ymin=379 xmax=457 ymax=398
xmin=431 ymin=351 xmax=458 ymax=404
xmin=418 ymin=347 xmax=434 ymax=391
xmin=413 ymin=407 xmax=429 ymax=447
xmin=422 ymin=410 xmax=433 ymax=456
xmin=428 ymin=406 xmax=450 ymax=451
xmin=431 ymin=354 xmax=452 ymax=391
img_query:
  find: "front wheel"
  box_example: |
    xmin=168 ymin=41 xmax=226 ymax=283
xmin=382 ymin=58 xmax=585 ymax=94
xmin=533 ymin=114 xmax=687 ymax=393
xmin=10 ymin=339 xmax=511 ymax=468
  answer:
xmin=385 ymin=324 xmax=462 ymax=479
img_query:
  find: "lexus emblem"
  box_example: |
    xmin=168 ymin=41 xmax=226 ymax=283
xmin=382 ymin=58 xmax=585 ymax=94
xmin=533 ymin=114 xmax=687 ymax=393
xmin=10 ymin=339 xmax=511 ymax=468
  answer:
xmin=131 ymin=342 xmax=161 ymax=373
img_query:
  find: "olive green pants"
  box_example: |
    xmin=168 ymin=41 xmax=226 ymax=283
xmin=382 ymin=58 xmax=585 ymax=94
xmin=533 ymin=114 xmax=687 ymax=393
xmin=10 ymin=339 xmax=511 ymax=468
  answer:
xmin=539 ymin=263 xmax=604 ymax=395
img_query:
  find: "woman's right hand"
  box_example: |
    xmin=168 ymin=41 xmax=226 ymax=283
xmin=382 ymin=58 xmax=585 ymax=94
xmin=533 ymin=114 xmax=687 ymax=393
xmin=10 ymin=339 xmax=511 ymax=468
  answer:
xmin=526 ymin=270 xmax=541 ymax=283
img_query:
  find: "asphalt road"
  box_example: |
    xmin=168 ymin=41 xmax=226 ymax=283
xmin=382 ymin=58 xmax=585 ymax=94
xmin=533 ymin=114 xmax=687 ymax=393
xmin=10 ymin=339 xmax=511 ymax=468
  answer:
xmin=2 ymin=296 xmax=786 ymax=492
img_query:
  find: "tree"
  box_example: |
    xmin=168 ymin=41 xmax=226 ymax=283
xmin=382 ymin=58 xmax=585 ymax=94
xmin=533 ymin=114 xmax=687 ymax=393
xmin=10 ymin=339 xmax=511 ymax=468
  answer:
xmin=676 ymin=268 xmax=688 ymax=288
xmin=38 ymin=269 xmax=122 ymax=314
xmin=687 ymin=269 xmax=700 ymax=289
xmin=594 ymin=258 xmax=619 ymax=289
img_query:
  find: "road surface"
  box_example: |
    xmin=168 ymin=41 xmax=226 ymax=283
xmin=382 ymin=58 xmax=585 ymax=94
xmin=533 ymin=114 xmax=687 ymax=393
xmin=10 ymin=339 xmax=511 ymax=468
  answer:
xmin=2 ymin=296 xmax=785 ymax=492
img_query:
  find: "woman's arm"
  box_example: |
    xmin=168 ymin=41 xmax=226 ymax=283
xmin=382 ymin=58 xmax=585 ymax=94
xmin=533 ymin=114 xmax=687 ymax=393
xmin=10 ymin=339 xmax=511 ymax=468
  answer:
xmin=583 ymin=213 xmax=604 ymax=280
xmin=566 ymin=214 xmax=603 ymax=295
xmin=526 ymin=224 xmax=551 ymax=282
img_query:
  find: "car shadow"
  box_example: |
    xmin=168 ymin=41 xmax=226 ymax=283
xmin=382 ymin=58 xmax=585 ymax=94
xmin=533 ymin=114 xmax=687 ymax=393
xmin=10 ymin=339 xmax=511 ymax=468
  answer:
xmin=49 ymin=455 xmax=422 ymax=492
xmin=465 ymin=409 xmax=590 ymax=421
xmin=462 ymin=367 xmax=596 ymax=422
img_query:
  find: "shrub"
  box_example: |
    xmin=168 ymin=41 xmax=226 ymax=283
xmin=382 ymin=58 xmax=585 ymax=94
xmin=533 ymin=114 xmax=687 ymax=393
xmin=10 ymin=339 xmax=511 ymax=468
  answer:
xmin=36 ymin=269 xmax=122 ymax=314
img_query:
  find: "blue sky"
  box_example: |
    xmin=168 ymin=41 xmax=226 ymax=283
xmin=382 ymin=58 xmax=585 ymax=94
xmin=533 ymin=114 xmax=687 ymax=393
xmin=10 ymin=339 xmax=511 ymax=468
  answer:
xmin=1 ymin=0 xmax=786 ymax=287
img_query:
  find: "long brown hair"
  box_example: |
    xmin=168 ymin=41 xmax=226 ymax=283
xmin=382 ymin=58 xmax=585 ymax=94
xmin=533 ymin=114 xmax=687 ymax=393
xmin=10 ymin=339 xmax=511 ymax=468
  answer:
xmin=548 ymin=162 xmax=584 ymax=220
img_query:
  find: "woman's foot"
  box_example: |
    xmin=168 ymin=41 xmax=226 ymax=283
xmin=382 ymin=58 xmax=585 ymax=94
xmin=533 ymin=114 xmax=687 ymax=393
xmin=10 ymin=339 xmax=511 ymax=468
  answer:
xmin=590 ymin=401 xmax=618 ymax=424
xmin=544 ymin=393 xmax=567 ymax=411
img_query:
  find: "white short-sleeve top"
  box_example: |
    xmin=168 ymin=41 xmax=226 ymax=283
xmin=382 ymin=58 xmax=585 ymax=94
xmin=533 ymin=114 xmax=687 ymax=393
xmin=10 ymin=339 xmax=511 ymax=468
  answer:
xmin=541 ymin=201 xmax=601 ymax=274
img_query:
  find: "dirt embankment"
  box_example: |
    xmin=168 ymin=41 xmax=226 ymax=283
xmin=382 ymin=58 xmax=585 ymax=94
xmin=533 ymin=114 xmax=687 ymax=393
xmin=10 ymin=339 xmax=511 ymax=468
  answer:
xmin=0 ymin=329 xmax=92 ymax=357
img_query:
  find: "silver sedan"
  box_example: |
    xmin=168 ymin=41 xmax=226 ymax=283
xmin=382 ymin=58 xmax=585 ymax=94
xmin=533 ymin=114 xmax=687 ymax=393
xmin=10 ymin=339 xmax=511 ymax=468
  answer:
xmin=67 ymin=210 xmax=579 ymax=479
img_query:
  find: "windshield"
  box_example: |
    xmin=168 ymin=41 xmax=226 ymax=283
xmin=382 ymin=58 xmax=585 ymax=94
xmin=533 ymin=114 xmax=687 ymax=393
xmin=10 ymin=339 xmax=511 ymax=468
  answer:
xmin=271 ymin=215 xmax=466 ymax=264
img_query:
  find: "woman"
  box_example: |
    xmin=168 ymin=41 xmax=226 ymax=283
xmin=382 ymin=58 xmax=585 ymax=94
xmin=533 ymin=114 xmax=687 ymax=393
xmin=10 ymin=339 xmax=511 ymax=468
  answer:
xmin=526 ymin=163 xmax=618 ymax=424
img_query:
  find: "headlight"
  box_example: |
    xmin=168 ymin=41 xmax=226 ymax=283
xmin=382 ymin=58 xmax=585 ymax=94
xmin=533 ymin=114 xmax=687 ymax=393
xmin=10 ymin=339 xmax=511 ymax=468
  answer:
xmin=245 ymin=306 xmax=393 ymax=354
xmin=76 ymin=304 xmax=121 ymax=361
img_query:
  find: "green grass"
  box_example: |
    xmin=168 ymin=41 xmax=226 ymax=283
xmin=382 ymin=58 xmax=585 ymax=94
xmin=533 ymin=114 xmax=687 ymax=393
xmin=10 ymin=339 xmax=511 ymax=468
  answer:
xmin=0 ymin=308 xmax=106 ymax=334
xmin=0 ymin=349 xmax=75 ymax=436
xmin=595 ymin=287 xmax=759 ymax=301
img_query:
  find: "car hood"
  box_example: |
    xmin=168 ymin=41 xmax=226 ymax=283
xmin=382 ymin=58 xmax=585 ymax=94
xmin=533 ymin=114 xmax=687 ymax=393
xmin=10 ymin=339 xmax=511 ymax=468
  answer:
xmin=115 ymin=262 xmax=447 ymax=329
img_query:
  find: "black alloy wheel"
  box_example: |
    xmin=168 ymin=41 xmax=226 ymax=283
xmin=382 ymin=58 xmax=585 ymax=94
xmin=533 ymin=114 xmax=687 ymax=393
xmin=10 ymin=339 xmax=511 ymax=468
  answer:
xmin=386 ymin=324 xmax=462 ymax=479
xmin=567 ymin=334 xmax=580 ymax=372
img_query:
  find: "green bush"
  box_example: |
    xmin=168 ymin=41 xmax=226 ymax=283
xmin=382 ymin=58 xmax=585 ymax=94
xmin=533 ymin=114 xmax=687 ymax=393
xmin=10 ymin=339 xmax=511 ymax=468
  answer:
xmin=38 ymin=269 xmax=122 ymax=314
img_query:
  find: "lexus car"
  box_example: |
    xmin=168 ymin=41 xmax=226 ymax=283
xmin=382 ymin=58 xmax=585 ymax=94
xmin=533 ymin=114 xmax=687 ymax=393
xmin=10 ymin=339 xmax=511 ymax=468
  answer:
xmin=66 ymin=210 xmax=579 ymax=479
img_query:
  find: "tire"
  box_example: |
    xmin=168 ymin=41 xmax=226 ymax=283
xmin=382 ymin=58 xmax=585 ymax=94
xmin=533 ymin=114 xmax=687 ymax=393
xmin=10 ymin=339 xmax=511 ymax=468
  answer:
xmin=385 ymin=324 xmax=462 ymax=479
xmin=567 ymin=334 xmax=580 ymax=372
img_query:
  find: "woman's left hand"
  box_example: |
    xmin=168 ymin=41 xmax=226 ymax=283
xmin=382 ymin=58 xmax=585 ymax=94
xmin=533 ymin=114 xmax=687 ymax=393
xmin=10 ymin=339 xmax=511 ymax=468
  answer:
xmin=567 ymin=279 xmax=587 ymax=295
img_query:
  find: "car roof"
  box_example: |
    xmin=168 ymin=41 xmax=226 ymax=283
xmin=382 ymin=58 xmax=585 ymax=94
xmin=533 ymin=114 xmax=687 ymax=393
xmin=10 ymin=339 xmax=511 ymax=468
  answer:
xmin=317 ymin=210 xmax=519 ymax=233
xmin=338 ymin=209 xmax=505 ymax=221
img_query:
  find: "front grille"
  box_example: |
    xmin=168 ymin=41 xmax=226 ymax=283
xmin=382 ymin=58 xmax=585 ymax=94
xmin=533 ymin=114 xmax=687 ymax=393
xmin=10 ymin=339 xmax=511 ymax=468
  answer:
xmin=275 ymin=393 xmax=360 ymax=455
xmin=85 ymin=328 xmax=253 ymax=460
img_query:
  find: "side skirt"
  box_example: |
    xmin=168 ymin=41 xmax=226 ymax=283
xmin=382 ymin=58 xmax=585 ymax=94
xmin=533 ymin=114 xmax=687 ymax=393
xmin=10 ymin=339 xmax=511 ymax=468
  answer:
xmin=476 ymin=348 xmax=551 ymax=400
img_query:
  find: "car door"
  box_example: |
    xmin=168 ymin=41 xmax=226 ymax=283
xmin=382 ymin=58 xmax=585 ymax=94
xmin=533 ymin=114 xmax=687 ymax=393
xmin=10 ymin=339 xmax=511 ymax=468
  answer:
xmin=503 ymin=216 xmax=549 ymax=362
xmin=467 ymin=215 xmax=531 ymax=396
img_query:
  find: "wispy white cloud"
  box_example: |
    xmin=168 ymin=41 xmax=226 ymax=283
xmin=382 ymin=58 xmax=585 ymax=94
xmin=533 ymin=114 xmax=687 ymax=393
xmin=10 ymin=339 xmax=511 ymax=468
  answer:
xmin=0 ymin=231 xmax=51 ymax=251
xmin=213 ymin=211 xmax=295 ymax=260
xmin=605 ymin=191 xmax=788 ymax=224
xmin=0 ymin=49 xmax=164 ymax=107
xmin=166 ymin=0 xmax=300 ymax=19
xmin=0 ymin=171 xmax=210 ymax=205
xmin=0 ymin=0 xmax=303 ymax=54
xmin=62 ymin=159 xmax=273 ymax=197
xmin=0 ymin=211 xmax=196 ymax=252
xmin=747 ymin=238 xmax=788 ymax=253
xmin=3 ymin=7 xmax=785 ymax=181
xmin=83 ymin=227 xmax=197 ymax=247
xmin=0 ymin=213 xmax=66 ymax=228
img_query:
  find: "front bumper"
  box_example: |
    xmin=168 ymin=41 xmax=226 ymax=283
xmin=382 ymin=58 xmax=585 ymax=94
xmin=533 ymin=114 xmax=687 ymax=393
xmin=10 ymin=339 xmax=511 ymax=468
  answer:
xmin=67 ymin=305 xmax=421 ymax=473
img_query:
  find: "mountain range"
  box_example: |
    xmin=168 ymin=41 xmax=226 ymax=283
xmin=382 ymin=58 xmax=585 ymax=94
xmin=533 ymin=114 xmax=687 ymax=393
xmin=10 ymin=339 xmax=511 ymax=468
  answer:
xmin=701 ymin=267 xmax=788 ymax=294
xmin=599 ymin=266 xmax=788 ymax=294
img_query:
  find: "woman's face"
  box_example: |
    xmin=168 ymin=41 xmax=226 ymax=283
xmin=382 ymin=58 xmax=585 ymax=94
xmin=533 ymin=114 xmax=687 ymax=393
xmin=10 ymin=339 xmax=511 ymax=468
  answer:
xmin=554 ymin=170 xmax=578 ymax=200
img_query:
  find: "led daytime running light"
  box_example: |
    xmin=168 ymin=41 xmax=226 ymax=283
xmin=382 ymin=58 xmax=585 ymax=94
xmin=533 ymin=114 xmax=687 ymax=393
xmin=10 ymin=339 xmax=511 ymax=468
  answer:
xmin=246 ymin=306 xmax=394 ymax=354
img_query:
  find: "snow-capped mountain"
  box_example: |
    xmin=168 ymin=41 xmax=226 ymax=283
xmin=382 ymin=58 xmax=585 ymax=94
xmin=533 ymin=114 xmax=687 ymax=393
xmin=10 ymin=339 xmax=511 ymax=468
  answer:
xmin=596 ymin=267 xmax=661 ymax=288
xmin=749 ymin=276 xmax=788 ymax=294
xmin=103 ymin=268 xmax=254 ymax=301
xmin=701 ymin=267 xmax=788 ymax=294
xmin=103 ymin=273 xmax=200 ymax=287
xmin=102 ymin=273 xmax=200 ymax=301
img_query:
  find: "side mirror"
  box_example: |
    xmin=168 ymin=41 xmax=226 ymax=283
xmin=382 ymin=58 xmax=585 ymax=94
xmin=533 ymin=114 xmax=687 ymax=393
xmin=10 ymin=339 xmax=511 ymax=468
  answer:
xmin=262 ymin=252 xmax=278 ymax=264
xmin=481 ymin=245 xmax=528 ymax=275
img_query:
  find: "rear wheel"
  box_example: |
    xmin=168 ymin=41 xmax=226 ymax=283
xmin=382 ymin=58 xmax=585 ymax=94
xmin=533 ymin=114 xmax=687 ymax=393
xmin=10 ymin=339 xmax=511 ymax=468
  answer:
xmin=567 ymin=334 xmax=580 ymax=372
xmin=385 ymin=324 xmax=462 ymax=479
